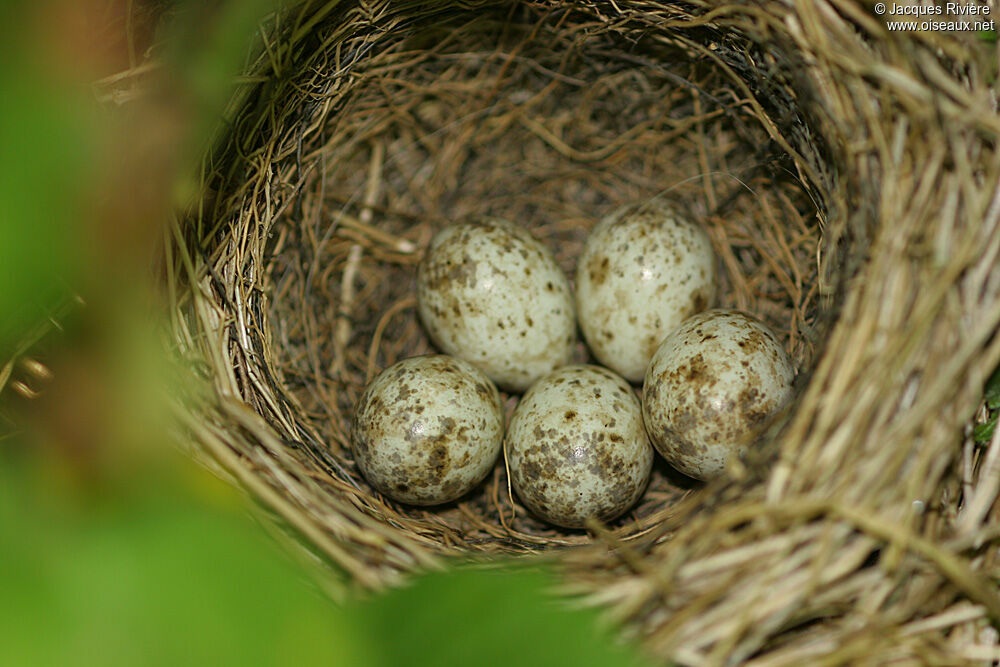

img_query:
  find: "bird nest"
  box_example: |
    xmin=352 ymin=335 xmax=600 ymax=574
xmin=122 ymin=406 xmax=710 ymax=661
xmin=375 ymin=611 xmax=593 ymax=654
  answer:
xmin=169 ymin=1 xmax=1000 ymax=662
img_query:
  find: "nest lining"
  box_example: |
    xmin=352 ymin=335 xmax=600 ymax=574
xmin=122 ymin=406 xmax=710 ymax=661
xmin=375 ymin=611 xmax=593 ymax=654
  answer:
xmin=170 ymin=0 xmax=1000 ymax=662
xmin=266 ymin=8 xmax=826 ymax=547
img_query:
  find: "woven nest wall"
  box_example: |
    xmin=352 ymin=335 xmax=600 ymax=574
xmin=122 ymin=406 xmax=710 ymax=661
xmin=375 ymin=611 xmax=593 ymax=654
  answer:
xmin=170 ymin=0 xmax=1000 ymax=663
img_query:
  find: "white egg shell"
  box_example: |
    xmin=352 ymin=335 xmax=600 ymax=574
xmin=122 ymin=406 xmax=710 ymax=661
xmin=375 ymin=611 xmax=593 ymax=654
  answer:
xmin=351 ymin=355 xmax=504 ymax=505
xmin=642 ymin=310 xmax=795 ymax=480
xmin=576 ymin=200 xmax=716 ymax=382
xmin=506 ymin=365 xmax=653 ymax=529
xmin=417 ymin=219 xmax=576 ymax=393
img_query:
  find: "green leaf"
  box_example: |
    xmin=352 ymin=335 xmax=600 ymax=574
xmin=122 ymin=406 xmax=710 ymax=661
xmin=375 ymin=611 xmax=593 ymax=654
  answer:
xmin=357 ymin=566 xmax=651 ymax=667
xmin=984 ymin=362 xmax=1000 ymax=410
xmin=975 ymin=414 xmax=997 ymax=444
xmin=160 ymin=0 xmax=283 ymax=167
xmin=0 ymin=453 xmax=370 ymax=667
xmin=0 ymin=8 xmax=95 ymax=350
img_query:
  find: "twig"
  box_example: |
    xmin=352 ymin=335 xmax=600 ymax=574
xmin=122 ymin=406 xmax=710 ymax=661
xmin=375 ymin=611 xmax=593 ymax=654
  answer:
xmin=329 ymin=211 xmax=416 ymax=253
xmin=693 ymin=89 xmax=717 ymax=211
xmin=364 ymin=296 xmax=417 ymax=384
xmin=330 ymin=142 xmax=384 ymax=378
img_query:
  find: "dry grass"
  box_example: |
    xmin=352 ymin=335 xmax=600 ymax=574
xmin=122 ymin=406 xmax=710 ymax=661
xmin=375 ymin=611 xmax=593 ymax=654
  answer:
xmin=165 ymin=1 xmax=1000 ymax=663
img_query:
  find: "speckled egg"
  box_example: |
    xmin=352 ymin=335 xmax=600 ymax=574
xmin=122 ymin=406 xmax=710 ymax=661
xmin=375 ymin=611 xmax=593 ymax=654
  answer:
xmin=351 ymin=355 xmax=504 ymax=505
xmin=417 ymin=219 xmax=576 ymax=393
xmin=642 ymin=310 xmax=795 ymax=480
xmin=505 ymin=365 xmax=653 ymax=529
xmin=576 ymin=200 xmax=716 ymax=382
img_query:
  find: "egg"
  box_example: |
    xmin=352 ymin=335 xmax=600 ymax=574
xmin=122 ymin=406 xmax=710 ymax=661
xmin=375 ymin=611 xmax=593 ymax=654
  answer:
xmin=575 ymin=200 xmax=716 ymax=382
xmin=351 ymin=355 xmax=504 ymax=505
xmin=505 ymin=365 xmax=653 ymax=528
xmin=417 ymin=219 xmax=576 ymax=393
xmin=642 ymin=310 xmax=795 ymax=480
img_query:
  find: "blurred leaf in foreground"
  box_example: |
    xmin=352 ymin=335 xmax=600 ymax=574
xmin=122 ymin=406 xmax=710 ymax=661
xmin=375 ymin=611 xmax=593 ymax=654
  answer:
xmin=359 ymin=566 xmax=651 ymax=667
xmin=0 ymin=2 xmax=97 ymax=351
xmin=0 ymin=0 xmax=281 ymax=351
xmin=158 ymin=0 xmax=283 ymax=198
xmin=0 ymin=449 xmax=370 ymax=667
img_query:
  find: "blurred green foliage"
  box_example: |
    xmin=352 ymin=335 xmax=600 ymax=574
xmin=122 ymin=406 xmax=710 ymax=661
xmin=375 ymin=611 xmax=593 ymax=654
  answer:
xmin=360 ymin=566 xmax=649 ymax=667
xmin=0 ymin=3 xmax=92 ymax=350
xmin=160 ymin=0 xmax=289 ymax=188
xmin=0 ymin=460 xmax=367 ymax=666
xmin=0 ymin=2 xmax=647 ymax=665
xmin=974 ymin=363 xmax=1000 ymax=444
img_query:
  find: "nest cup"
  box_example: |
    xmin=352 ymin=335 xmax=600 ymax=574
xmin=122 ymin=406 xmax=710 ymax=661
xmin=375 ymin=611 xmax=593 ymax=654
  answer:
xmin=172 ymin=1 xmax=1000 ymax=662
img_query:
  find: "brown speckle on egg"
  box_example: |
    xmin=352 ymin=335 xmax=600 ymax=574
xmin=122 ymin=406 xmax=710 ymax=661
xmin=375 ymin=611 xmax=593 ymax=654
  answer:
xmin=642 ymin=310 xmax=795 ymax=480
xmin=575 ymin=200 xmax=716 ymax=383
xmin=505 ymin=365 xmax=653 ymax=529
xmin=351 ymin=355 xmax=504 ymax=505
xmin=416 ymin=219 xmax=577 ymax=393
